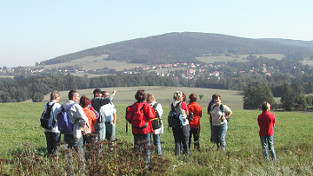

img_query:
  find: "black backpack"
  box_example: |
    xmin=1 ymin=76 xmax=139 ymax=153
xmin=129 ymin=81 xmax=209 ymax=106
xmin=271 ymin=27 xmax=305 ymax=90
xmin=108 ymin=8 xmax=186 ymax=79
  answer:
xmin=150 ymin=103 xmax=162 ymax=130
xmin=40 ymin=102 xmax=56 ymax=130
xmin=168 ymin=102 xmax=183 ymax=128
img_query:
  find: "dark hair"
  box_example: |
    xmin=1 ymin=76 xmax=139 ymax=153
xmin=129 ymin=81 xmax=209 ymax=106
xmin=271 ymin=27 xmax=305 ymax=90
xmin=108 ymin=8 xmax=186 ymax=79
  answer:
xmin=214 ymin=94 xmax=221 ymax=100
xmin=189 ymin=93 xmax=197 ymax=102
xmin=93 ymin=88 xmax=102 ymax=96
xmin=68 ymin=90 xmax=79 ymax=100
xmin=79 ymin=95 xmax=90 ymax=108
xmin=135 ymin=89 xmax=146 ymax=102
xmin=211 ymin=94 xmax=218 ymax=100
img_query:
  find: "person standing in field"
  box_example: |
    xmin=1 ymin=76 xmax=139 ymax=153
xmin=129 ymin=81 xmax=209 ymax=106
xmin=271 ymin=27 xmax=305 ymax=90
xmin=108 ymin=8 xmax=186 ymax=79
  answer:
xmin=170 ymin=91 xmax=190 ymax=155
xmin=210 ymin=94 xmax=232 ymax=150
xmin=79 ymin=96 xmax=97 ymax=145
xmin=99 ymin=91 xmax=117 ymax=151
xmin=146 ymin=93 xmax=164 ymax=156
xmin=62 ymin=90 xmax=89 ymax=172
xmin=207 ymin=94 xmax=218 ymax=143
xmin=43 ymin=90 xmax=61 ymax=155
xmin=187 ymin=93 xmax=202 ymax=150
xmin=257 ymin=102 xmax=277 ymax=162
xmin=126 ymin=90 xmax=155 ymax=166
xmin=91 ymin=88 xmax=111 ymax=141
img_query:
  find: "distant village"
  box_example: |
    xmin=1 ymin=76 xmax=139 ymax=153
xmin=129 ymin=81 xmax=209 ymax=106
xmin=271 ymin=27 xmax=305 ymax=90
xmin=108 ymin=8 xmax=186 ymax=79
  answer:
xmin=0 ymin=61 xmax=272 ymax=80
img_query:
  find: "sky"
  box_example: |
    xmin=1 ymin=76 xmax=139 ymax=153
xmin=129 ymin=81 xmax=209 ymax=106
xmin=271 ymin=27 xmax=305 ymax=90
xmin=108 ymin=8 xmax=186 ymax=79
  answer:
xmin=1 ymin=0 xmax=313 ymax=67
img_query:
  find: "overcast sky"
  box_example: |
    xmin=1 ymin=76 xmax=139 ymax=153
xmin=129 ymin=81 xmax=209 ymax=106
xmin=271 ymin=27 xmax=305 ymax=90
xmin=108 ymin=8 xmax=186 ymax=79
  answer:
xmin=1 ymin=0 xmax=313 ymax=67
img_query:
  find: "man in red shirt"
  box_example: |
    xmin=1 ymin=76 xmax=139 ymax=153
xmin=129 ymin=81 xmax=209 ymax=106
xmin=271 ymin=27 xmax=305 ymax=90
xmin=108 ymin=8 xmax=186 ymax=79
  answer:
xmin=257 ymin=102 xmax=277 ymax=162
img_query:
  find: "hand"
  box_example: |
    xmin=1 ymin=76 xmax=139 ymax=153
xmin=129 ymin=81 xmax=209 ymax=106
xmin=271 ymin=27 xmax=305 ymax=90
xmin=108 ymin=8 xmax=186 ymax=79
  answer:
xmin=221 ymin=116 xmax=226 ymax=121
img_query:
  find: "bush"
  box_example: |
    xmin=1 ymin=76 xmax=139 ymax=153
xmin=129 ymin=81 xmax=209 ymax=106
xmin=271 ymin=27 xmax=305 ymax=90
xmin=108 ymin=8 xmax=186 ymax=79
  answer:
xmin=0 ymin=140 xmax=171 ymax=175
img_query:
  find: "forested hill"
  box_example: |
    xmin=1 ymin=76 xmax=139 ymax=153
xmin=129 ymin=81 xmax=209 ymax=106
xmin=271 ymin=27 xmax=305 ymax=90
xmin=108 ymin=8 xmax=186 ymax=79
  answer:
xmin=260 ymin=38 xmax=313 ymax=49
xmin=40 ymin=32 xmax=313 ymax=65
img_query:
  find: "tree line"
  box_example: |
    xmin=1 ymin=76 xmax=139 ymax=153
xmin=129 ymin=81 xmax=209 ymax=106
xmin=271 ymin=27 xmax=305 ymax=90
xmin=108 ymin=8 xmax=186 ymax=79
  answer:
xmin=0 ymin=73 xmax=179 ymax=103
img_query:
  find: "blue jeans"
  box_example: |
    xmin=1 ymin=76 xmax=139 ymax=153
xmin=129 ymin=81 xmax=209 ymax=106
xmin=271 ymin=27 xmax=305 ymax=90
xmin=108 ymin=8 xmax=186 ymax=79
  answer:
xmin=172 ymin=124 xmax=190 ymax=155
xmin=44 ymin=132 xmax=61 ymax=155
xmin=213 ymin=123 xmax=228 ymax=150
xmin=134 ymin=133 xmax=151 ymax=164
xmin=152 ymin=133 xmax=162 ymax=155
xmin=260 ymin=135 xmax=277 ymax=161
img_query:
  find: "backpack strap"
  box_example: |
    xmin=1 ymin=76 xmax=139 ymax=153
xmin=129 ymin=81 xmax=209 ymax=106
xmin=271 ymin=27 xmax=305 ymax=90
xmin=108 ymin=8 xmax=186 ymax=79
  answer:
xmin=46 ymin=102 xmax=55 ymax=109
xmin=62 ymin=103 xmax=76 ymax=112
xmin=220 ymin=104 xmax=224 ymax=112
xmin=174 ymin=102 xmax=181 ymax=111
xmin=152 ymin=102 xmax=158 ymax=109
xmin=47 ymin=102 xmax=55 ymax=120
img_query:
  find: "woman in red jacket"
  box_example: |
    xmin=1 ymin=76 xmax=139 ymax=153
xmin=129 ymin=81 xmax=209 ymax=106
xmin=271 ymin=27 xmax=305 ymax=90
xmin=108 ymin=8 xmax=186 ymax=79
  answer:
xmin=257 ymin=102 xmax=277 ymax=162
xmin=126 ymin=90 xmax=155 ymax=165
xmin=79 ymin=96 xmax=97 ymax=145
xmin=187 ymin=93 xmax=202 ymax=150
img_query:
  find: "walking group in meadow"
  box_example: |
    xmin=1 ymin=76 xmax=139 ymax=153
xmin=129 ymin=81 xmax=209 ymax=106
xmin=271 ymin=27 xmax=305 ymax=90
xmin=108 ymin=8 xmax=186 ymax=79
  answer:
xmin=41 ymin=88 xmax=277 ymax=171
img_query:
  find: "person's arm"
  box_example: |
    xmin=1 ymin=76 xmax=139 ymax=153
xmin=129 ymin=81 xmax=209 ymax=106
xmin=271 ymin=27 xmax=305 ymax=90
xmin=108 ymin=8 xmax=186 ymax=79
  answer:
xmin=75 ymin=105 xmax=90 ymax=127
xmin=113 ymin=113 xmax=117 ymax=125
xmin=223 ymin=105 xmax=232 ymax=120
xmin=156 ymin=103 xmax=163 ymax=118
xmin=225 ymin=111 xmax=232 ymax=120
xmin=180 ymin=102 xmax=189 ymax=119
xmin=199 ymin=105 xmax=202 ymax=118
xmin=109 ymin=90 xmax=117 ymax=101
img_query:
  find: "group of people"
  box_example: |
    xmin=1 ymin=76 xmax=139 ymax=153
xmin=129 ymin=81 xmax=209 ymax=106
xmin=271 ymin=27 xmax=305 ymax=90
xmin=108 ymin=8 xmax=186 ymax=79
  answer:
xmin=42 ymin=89 xmax=117 ymax=158
xmin=42 ymin=88 xmax=277 ymax=168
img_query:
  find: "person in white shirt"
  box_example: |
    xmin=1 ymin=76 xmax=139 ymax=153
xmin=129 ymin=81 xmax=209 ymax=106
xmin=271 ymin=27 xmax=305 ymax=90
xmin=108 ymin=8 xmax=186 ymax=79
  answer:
xmin=147 ymin=93 xmax=164 ymax=156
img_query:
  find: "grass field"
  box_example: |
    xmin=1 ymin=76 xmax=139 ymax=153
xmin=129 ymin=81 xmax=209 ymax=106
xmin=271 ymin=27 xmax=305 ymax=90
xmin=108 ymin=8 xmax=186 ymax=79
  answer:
xmin=33 ymin=86 xmax=244 ymax=110
xmin=2 ymin=86 xmax=313 ymax=175
xmin=39 ymin=55 xmax=143 ymax=71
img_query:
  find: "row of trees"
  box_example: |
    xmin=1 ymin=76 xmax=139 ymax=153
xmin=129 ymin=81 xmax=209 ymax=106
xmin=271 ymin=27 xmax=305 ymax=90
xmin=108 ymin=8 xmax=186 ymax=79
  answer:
xmin=0 ymin=73 xmax=179 ymax=103
xmin=1 ymin=71 xmax=313 ymax=111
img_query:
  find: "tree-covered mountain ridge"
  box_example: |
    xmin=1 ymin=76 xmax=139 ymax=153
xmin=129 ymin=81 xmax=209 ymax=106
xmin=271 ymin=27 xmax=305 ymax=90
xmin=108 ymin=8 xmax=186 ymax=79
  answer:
xmin=40 ymin=32 xmax=313 ymax=65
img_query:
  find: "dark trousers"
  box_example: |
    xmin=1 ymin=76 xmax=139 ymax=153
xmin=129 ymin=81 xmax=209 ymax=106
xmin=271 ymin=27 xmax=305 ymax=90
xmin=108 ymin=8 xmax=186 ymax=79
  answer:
xmin=189 ymin=128 xmax=200 ymax=150
xmin=172 ymin=124 xmax=190 ymax=156
xmin=44 ymin=132 xmax=61 ymax=155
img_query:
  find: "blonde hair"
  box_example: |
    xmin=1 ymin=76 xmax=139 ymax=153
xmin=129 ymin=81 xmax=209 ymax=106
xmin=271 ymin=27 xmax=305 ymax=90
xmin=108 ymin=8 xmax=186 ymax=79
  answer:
xmin=262 ymin=102 xmax=271 ymax=112
xmin=50 ymin=90 xmax=60 ymax=101
xmin=173 ymin=91 xmax=183 ymax=100
xmin=146 ymin=93 xmax=156 ymax=103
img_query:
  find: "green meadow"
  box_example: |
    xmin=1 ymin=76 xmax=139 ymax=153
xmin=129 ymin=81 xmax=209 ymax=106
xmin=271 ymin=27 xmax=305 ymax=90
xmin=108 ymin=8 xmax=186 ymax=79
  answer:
xmin=1 ymin=86 xmax=313 ymax=175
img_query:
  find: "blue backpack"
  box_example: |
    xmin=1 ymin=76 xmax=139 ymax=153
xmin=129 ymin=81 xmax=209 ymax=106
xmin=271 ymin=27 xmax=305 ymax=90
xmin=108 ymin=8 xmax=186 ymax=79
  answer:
xmin=57 ymin=103 xmax=75 ymax=134
xmin=40 ymin=102 xmax=56 ymax=130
